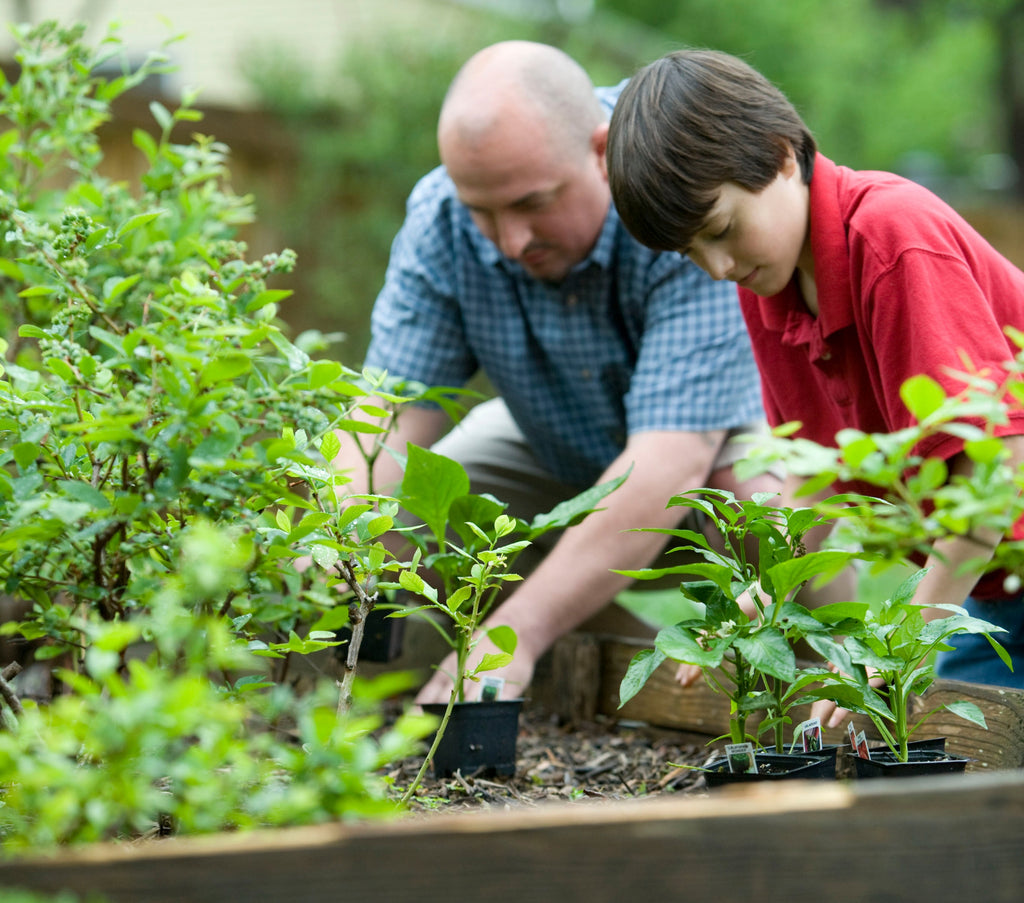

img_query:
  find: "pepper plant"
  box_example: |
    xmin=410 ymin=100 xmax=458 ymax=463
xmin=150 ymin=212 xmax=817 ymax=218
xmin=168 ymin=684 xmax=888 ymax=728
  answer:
xmin=806 ymin=566 xmax=1010 ymax=762
xmin=617 ymin=489 xmax=866 ymax=752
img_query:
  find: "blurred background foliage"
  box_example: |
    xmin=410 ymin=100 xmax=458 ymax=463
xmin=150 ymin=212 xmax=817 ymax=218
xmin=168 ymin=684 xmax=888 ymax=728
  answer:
xmin=231 ymin=0 xmax=1021 ymax=364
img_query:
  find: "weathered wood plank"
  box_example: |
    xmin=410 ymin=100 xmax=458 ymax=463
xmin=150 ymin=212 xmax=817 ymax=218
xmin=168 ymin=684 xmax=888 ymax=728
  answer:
xmin=908 ymin=679 xmax=1024 ymax=769
xmin=3 ymin=772 xmax=1024 ymax=903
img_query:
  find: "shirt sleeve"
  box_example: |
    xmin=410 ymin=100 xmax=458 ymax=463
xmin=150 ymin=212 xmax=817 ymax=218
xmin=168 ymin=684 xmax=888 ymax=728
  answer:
xmin=860 ymin=247 xmax=1024 ymax=460
xmin=363 ymin=171 xmax=478 ymax=389
xmin=624 ymin=255 xmax=765 ymax=435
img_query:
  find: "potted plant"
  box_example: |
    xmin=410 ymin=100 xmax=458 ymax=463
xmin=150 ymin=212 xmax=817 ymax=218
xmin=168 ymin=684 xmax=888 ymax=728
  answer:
xmin=730 ymin=366 xmax=1023 ymax=776
xmin=807 ymin=566 xmax=1011 ymax=776
xmin=389 ymin=444 xmax=628 ymax=794
xmin=617 ymin=489 xmax=865 ymax=783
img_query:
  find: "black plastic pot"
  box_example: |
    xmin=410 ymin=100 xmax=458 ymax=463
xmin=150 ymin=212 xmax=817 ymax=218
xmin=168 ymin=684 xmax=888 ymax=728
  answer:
xmin=335 ymin=606 xmax=405 ymax=663
xmin=421 ymin=698 xmax=524 ymax=778
xmin=851 ymin=738 xmax=968 ymax=779
xmin=702 ymin=751 xmax=835 ymax=788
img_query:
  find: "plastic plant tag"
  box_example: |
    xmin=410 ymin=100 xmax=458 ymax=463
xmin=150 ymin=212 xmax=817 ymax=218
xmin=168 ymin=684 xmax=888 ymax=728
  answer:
xmin=791 ymin=717 xmax=822 ymax=753
xmin=855 ymin=730 xmax=871 ymax=760
xmin=725 ymin=742 xmax=757 ymax=774
xmin=479 ymin=675 xmax=505 ymax=702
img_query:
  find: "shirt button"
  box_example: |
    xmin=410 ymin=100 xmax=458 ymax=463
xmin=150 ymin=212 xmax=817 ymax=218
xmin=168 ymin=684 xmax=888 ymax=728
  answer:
xmin=566 ymin=294 xmax=578 ymax=306
xmin=581 ymin=369 xmax=592 ymax=379
xmin=820 ymin=351 xmax=832 ymax=361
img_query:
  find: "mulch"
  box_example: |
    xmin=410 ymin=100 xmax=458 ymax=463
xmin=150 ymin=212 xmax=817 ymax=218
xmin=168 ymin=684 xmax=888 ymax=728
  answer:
xmin=387 ymin=704 xmax=718 ymax=814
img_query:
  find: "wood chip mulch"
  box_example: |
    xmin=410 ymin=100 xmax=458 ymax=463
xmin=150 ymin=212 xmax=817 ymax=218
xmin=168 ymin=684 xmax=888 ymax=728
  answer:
xmin=386 ymin=706 xmax=718 ymax=814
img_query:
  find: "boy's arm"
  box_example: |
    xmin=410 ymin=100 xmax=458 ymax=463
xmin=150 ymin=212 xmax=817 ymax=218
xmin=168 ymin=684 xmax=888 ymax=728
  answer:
xmin=910 ymin=435 xmax=1024 ymax=619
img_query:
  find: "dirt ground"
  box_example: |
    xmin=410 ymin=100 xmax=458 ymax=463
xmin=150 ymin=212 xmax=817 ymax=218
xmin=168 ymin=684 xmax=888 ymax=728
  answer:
xmin=386 ymin=702 xmax=717 ymax=814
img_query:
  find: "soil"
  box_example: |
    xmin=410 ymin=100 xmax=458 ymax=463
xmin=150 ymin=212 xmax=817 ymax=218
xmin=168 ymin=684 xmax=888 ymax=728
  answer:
xmin=385 ymin=703 xmax=718 ymax=814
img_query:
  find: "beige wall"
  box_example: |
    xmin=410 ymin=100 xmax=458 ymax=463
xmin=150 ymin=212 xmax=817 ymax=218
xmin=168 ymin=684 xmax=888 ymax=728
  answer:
xmin=0 ymin=0 xmax=468 ymax=108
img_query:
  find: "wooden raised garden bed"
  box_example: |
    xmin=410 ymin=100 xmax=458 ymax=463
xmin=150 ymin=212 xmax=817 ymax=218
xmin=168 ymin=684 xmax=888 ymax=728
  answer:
xmin=3 ymin=629 xmax=1024 ymax=903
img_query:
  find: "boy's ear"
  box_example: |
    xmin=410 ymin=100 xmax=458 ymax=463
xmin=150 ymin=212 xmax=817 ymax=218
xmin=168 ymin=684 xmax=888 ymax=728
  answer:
xmin=780 ymin=141 xmax=800 ymax=178
xmin=593 ymin=121 xmax=610 ymax=178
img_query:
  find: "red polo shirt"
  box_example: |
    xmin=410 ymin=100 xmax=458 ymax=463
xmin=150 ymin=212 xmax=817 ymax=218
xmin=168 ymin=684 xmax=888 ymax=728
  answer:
xmin=739 ymin=153 xmax=1024 ymax=597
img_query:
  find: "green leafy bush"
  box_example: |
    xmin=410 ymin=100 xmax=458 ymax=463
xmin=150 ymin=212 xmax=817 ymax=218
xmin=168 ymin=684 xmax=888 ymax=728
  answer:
xmin=0 ymin=20 xmax=440 ymax=848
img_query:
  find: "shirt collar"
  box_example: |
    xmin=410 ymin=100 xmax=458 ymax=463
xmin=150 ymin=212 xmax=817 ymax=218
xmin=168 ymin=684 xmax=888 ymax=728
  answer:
xmin=751 ymin=153 xmax=854 ymax=339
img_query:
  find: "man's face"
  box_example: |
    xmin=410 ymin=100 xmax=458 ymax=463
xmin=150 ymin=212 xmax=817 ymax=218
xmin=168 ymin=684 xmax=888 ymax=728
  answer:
xmin=442 ymin=119 xmax=611 ymax=282
xmin=681 ymin=155 xmax=811 ymax=298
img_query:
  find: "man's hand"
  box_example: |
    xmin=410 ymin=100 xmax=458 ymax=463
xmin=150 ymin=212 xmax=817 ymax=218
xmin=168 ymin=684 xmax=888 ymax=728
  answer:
xmin=414 ymin=631 xmax=536 ymax=705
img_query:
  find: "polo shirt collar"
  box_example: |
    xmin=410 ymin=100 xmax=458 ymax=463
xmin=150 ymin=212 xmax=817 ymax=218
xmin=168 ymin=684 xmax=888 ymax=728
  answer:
xmin=753 ymin=153 xmax=855 ymax=341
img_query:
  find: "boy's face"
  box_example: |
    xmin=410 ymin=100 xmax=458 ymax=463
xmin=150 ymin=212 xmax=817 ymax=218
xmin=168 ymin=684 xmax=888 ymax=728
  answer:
xmin=680 ymin=154 xmax=811 ymax=298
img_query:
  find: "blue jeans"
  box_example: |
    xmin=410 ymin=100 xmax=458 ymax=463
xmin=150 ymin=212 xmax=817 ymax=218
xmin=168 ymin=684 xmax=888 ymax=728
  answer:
xmin=934 ymin=593 xmax=1024 ymax=687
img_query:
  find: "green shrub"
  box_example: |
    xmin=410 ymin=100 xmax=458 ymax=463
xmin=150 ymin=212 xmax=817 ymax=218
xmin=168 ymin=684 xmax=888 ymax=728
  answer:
xmin=0 ymin=20 xmax=437 ymax=849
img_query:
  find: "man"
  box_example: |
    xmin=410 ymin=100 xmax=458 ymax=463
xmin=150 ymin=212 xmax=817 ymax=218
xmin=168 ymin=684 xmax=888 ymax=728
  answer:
xmin=338 ymin=41 xmax=774 ymax=705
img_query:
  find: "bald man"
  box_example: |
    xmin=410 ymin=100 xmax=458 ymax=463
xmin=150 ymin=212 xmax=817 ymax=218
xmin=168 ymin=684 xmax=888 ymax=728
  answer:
xmin=331 ymin=41 xmax=773 ymax=704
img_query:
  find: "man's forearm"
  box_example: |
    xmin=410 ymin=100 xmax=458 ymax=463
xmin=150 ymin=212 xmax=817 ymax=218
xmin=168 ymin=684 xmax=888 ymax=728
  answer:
xmin=480 ymin=430 xmax=724 ymax=659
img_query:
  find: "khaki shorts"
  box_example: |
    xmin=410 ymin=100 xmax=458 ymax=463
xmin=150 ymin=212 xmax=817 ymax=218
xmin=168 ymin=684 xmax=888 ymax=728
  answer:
xmin=432 ymin=398 xmax=770 ymax=571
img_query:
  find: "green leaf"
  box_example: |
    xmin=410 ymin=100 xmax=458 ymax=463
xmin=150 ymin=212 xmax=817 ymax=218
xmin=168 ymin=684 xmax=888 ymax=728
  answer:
xmin=765 ymin=550 xmax=858 ymax=602
xmin=132 ymin=127 xmax=159 ymax=163
xmin=246 ymin=288 xmax=293 ymax=313
xmin=17 ymin=285 xmax=58 ymax=298
xmin=102 ymin=274 xmax=142 ymax=303
xmin=312 ymin=544 xmax=339 ymax=570
xmin=964 ymin=437 xmax=1006 ymax=465
xmin=474 ymin=651 xmax=513 ymax=674
xmin=199 ymin=353 xmax=252 ymax=386
xmin=444 ymin=585 xmax=473 ymax=613
xmin=485 ymin=624 xmax=517 ymax=655
xmin=527 ymin=468 xmax=629 ymax=537
xmin=943 ymin=699 xmax=987 ymax=729
xmin=900 ymin=374 xmax=946 ymax=421
xmin=398 ymin=445 xmax=470 ymax=543
xmin=619 ymin=647 xmax=666 ymax=707
xmin=307 ymin=359 xmax=344 ymax=389
xmin=319 ymin=430 xmax=341 ymax=464
xmin=115 ymin=210 xmax=165 ymax=239
xmin=656 ymin=624 xmax=726 ymax=668
xmin=735 ymin=628 xmax=797 ymax=682
xmin=46 ymin=358 xmax=77 ymax=383
xmin=0 ymin=257 xmax=25 ymax=280
xmin=149 ymin=100 xmax=173 ymax=131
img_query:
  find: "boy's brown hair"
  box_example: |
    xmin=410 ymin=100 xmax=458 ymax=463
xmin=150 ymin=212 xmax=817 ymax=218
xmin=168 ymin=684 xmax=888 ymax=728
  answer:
xmin=607 ymin=49 xmax=817 ymax=252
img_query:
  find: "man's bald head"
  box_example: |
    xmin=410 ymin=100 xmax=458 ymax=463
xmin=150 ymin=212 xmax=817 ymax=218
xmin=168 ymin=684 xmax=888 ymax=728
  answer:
xmin=438 ymin=41 xmax=605 ymax=161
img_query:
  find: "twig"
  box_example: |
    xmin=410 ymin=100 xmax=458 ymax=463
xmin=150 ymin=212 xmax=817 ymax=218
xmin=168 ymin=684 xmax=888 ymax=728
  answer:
xmin=0 ymin=662 xmax=25 ymax=728
xmin=334 ymin=554 xmax=377 ymax=718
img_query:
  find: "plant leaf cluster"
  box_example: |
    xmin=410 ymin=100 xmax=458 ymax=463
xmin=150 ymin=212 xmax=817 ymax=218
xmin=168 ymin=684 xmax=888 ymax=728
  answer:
xmin=618 ymin=489 xmax=862 ymax=750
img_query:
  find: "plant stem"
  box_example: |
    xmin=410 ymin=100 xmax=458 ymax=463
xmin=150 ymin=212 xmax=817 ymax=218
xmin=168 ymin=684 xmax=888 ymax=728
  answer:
xmin=335 ymin=555 xmax=377 ymax=718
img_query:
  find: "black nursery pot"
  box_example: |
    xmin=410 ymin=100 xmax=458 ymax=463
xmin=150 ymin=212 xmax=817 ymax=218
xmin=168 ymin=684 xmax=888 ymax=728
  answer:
xmin=421 ymin=698 xmax=524 ymax=778
xmin=335 ymin=606 xmax=405 ymax=663
xmin=702 ymin=750 xmax=835 ymax=788
xmin=850 ymin=738 xmax=969 ymax=779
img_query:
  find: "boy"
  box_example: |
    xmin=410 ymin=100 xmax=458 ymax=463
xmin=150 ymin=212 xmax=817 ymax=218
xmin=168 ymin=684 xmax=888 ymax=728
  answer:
xmin=605 ymin=48 xmax=1024 ymax=701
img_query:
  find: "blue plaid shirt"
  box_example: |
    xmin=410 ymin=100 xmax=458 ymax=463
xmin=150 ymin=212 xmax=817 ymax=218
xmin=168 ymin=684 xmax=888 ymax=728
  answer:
xmin=365 ymin=85 xmax=763 ymax=488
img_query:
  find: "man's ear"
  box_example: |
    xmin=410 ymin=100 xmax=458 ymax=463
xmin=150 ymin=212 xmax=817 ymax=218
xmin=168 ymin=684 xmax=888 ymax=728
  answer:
xmin=593 ymin=121 xmax=610 ymax=179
